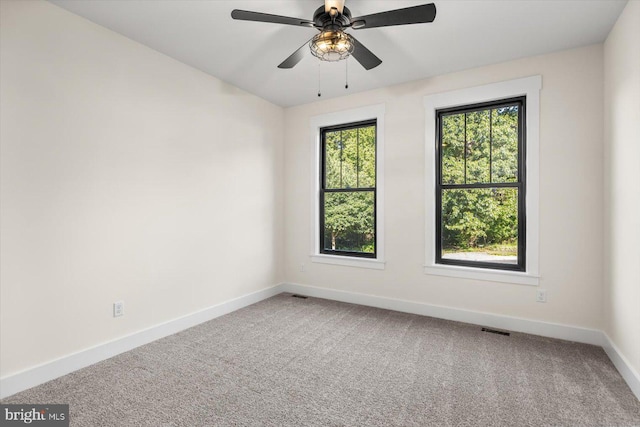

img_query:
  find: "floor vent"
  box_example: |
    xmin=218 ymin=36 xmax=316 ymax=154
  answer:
xmin=291 ymin=294 xmax=308 ymax=299
xmin=482 ymin=327 xmax=510 ymax=336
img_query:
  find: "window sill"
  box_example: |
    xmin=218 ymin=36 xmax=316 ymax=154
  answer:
xmin=311 ymin=254 xmax=385 ymax=270
xmin=424 ymin=264 xmax=539 ymax=286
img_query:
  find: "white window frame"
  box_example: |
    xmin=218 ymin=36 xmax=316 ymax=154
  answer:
xmin=424 ymin=76 xmax=541 ymax=286
xmin=310 ymin=104 xmax=385 ymax=270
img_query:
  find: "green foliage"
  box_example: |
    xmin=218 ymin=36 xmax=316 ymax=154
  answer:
xmin=320 ymin=104 xmax=521 ymax=256
xmin=324 ymin=192 xmax=374 ymax=252
xmin=325 ymin=126 xmax=375 ymax=189
xmin=323 ymin=125 xmax=376 ymax=253
xmin=442 ymin=188 xmax=518 ymax=249
xmin=441 ymin=105 xmax=520 ymax=251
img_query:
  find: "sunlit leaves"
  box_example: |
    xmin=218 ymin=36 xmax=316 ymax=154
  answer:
xmin=440 ymin=105 xmax=519 ymax=185
xmin=442 ymin=114 xmax=465 ymax=184
xmin=491 ymin=106 xmax=519 ymax=183
xmin=465 ymin=110 xmax=491 ymax=183
xmin=323 ymin=192 xmax=374 ymax=253
xmin=357 ymin=126 xmax=375 ymax=188
xmin=324 ymin=125 xmax=375 ymax=189
xmin=442 ymin=188 xmax=518 ymax=249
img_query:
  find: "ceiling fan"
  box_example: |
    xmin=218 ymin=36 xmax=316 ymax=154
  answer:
xmin=231 ymin=0 xmax=436 ymax=70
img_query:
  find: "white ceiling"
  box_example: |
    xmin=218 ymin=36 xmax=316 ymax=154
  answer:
xmin=49 ymin=0 xmax=627 ymax=107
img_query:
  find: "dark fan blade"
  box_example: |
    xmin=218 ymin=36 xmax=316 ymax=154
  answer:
xmin=351 ymin=3 xmax=436 ymax=29
xmin=278 ymin=38 xmax=313 ymax=69
xmin=350 ymin=36 xmax=382 ymax=70
xmin=231 ymin=10 xmax=314 ymax=27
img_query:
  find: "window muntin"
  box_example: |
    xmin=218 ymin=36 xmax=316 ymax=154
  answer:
xmin=320 ymin=120 xmax=376 ymax=258
xmin=436 ymin=97 xmax=525 ymax=271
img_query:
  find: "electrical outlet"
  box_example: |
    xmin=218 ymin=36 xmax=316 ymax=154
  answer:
xmin=300 ymin=263 xmax=305 ymax=272
xmin=536 ymin=290 xmax=547 ymax=303
xmin=113 ymin=301 xmax=124 ymax=317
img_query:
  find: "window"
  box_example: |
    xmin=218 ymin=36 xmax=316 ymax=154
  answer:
xmin=424 ymin=76 xmax=540 ymax=285
xmin=320 ymin=120 xmax=377 ymax=258
xmin=436 ymin=97 xmax=525 ymax=271
xmin=310 ymin=104 xmax=385 ymax=270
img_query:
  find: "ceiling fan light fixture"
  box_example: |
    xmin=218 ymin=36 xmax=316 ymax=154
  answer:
xmin=309 ymin=30 xmax=354 ymax=62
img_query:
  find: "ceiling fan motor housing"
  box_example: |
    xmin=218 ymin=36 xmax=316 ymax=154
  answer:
xmin=312 ymin=6 xmax=352 ymax=29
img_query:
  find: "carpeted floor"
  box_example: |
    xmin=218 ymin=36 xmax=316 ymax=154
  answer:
xmin=4 ymin=293 xmax=640 ymax=426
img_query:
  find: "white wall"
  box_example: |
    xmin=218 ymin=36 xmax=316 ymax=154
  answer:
xmin=0 ymin=0 xmax=283 ymax=377
xmin=284 ymin=44 xmax=604 ymax=329
xmin=4 ymin=0 xmax=633 ymax=393
xmin=603 ymin=0 xmax=640 ymax=380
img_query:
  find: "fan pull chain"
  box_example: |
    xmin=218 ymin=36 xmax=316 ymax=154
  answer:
xmin=317 ymin=62 xmax=322 ymax=97
xmin=345 ymin=58 xmax=349 ymax=90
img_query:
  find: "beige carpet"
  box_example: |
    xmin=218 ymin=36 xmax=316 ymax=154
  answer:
xmin=4 ymin=293 xmax=640 ymax=426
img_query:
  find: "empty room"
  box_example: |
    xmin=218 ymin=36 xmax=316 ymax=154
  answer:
xmin=1 ymin=0 xmax=639 ymax=425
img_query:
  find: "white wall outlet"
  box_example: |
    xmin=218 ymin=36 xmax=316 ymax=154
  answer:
xmin=113 ymin=301 xmax=124 ymax=317
xmin=300 ymin=263 xmax=305 ymax=272
xmin=536 ymin=290 xmax=547 ymax=303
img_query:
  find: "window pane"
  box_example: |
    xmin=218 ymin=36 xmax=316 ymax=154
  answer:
xmin=357 ymin=125 xmax=376 ymax=188
xmin=325 ymin=130 xmax=342 ymax=188
xmin=466 ymin=110 xmax=491 ymax=184
xmin=340 ymin=129 xmax=358 ymax=188
xmin=441 ymin=188 xmax=518 ymax=264
xmin=491 ymin=105 xmax=519 ymax=183
xmin=326 ymin=128 xmax=368 ymax=189
xmin=323 ymin=191 xmax=374 ymax=254
xmin=441 ymin=113 xmax=465 ymax=184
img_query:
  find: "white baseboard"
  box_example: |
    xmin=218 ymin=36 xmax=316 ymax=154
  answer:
xmin=0 ymin=284 xmax=282 ymax=399
xmin=3 ymin=282 xmax=638 ymax=404
xmin=281 ymin=283 xmax=640 ymax=401
xmin=281 ymin=283 xmax=603 ymax=345
xmin=602 ymin=333 xmax=640 ymax=400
